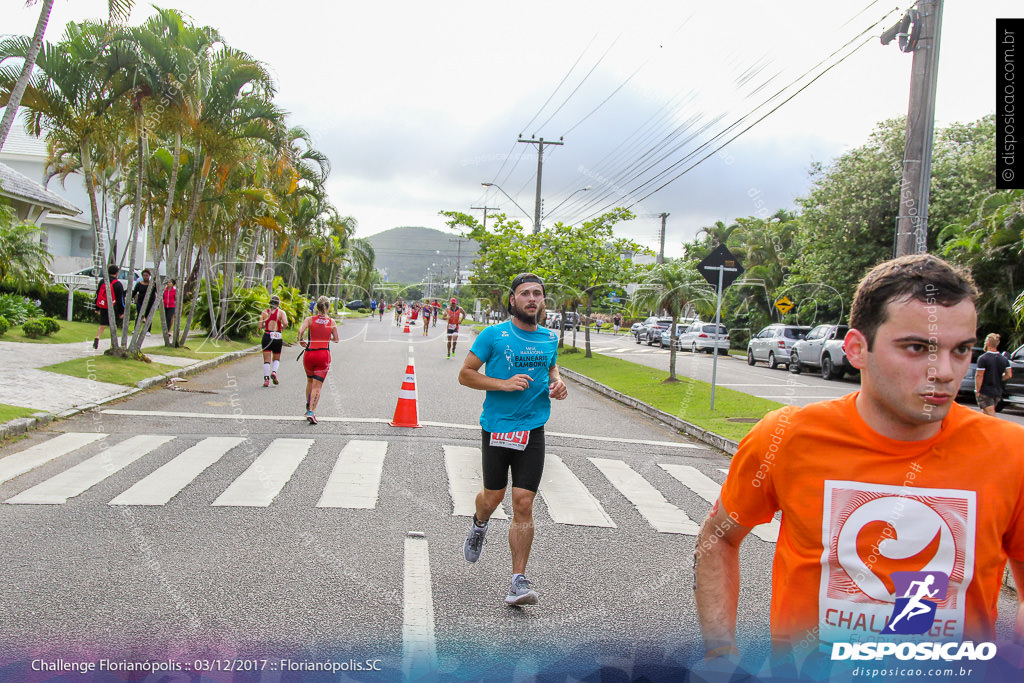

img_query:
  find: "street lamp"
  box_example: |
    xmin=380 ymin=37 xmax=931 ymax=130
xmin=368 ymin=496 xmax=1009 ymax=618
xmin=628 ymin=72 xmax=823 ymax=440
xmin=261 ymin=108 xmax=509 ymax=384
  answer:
xmin=543 ymin=186 xmax=592 ymax=222
xmin=481 ymin=182 xmax=531 ymax=224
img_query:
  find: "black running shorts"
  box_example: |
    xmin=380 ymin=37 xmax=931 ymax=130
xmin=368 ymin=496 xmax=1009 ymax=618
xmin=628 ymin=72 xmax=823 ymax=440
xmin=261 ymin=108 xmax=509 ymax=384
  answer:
xmin=480 ymin=427 xmax=545 ymax=493
xmin=261 ymin=332 xmax=283 ymax=354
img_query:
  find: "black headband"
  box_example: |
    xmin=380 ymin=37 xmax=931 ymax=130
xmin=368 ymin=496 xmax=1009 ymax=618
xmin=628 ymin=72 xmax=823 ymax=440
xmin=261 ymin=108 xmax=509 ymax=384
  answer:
xmin=509 ymin=274 xmax=545 ymax=296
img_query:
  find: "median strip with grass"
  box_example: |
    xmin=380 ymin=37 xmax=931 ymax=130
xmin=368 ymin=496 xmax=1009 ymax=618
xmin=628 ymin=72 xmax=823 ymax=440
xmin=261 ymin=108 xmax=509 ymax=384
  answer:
xmin=0 ymin=404 xmax=38 ymax=422
xmin=556 ymin=348 xmax=783 ymax=442
xmin=41 ymin=355 xmax=180 ymax=387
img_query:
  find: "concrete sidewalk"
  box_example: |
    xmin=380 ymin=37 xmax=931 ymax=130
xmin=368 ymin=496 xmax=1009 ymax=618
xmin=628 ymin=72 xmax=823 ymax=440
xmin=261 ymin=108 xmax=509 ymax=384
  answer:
xmin=3 ymin=334 xmax=255 ymax=436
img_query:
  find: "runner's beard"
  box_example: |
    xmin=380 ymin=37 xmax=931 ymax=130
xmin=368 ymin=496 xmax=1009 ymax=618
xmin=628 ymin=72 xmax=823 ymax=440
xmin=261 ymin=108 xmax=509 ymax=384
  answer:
xmin=511 ymin=298 xmax=545 ymax=326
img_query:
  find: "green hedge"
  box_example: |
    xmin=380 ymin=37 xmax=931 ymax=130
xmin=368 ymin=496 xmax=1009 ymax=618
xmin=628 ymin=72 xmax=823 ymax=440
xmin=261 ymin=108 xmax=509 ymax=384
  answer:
xmin=0 ymin=284 xmax=95 ymax=322
xmin=0 ymin=315 xmax=8 ymax=336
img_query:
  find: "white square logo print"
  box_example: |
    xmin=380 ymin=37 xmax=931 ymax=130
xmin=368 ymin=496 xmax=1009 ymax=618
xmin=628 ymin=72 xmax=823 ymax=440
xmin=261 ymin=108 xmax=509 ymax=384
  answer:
xmin=819 ymin=480 xmax=975 ymax=644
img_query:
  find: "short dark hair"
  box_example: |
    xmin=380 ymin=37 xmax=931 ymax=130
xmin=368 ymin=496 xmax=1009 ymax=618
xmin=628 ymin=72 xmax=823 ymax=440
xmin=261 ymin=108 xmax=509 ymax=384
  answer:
xmin=142 ymin=268 xmax=151 ymax=276
xmin=849 ymin=254 xmax=979 ymax=349
xmin=107 ymin=264 xmax=119 ymax=277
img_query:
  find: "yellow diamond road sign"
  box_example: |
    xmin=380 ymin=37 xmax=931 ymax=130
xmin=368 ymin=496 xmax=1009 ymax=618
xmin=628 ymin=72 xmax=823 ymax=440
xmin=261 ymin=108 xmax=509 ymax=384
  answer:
xmin=775 ymin=296 xmax=794 ymax=315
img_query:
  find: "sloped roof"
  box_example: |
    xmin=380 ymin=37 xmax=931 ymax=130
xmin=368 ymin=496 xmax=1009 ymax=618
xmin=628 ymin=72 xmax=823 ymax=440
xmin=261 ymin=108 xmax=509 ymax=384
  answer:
xmin=0 ymin=112 xmax=48 ymax=158
xmin=0 ymin=161 xmax=82 ymax=216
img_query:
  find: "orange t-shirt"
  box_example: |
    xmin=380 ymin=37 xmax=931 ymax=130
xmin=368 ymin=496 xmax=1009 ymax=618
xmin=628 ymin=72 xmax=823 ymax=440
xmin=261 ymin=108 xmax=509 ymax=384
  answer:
xmin=721 ymin=392 xmax=1024 ymax=646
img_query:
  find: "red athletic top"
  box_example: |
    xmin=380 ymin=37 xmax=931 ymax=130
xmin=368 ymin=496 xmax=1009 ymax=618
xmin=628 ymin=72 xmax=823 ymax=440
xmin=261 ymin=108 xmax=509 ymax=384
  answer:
xmin=264 ymin=308 xmax=283 ymax=332
xmin=307 ymin=315 xmax=334 ymax=350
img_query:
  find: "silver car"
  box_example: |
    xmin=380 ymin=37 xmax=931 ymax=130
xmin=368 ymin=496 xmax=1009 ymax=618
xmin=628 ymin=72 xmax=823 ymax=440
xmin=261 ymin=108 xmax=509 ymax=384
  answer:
xmin=789 ymin=324 xmax=848 ymax=374
xmin=746 ymin=324 xmax=812 ymax=369
xmin=677 ymin=322 xmax=730 ymax=354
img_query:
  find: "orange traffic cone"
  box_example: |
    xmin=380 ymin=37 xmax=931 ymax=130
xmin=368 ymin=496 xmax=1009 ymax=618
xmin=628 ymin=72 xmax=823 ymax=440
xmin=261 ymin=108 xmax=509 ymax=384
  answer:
xmin=403 ymin=317 xmax=411 ymax=334
xmin=390 ymin=361 xmax=422 ymax=428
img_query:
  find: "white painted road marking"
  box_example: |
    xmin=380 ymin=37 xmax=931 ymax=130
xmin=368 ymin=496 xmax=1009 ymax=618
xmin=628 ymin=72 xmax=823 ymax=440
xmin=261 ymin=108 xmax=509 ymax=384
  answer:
xmin=212 ymin=438 xmax=313 ymax=507
xmin=589 ymin=457 xmax=699 ymax=535
xmin=6 ymin=435 xmax=174 ymax=505
xmin=109 ymin=436 xmax=245 ymax=506
xmin=100 ymin=410 xmax=700 ymax=449
xmin=442 ymin=445 xmax=508 ymax=519
xmin=0 ymin=432 xmax=106 ymax=486
xmin=317 ymin=440 xmax=388 ymax=508
xmin=402 ymin=532 xmax=437 ymax=678
xmin=659 ymin=463 xmax=779 ymax=542
xmin=540 ymin=454 xmax=616 ymax=528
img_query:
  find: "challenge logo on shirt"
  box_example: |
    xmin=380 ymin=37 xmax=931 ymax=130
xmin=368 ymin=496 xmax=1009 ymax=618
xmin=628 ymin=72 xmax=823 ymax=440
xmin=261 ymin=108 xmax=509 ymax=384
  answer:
xmin=819 ymin=481 xmax=975 ymax=644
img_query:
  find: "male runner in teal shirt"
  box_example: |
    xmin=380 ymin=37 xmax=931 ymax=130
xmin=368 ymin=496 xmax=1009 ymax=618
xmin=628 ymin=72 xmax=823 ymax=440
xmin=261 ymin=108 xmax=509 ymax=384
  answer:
xmin=458 ymin=273 xmax=568 ymax=605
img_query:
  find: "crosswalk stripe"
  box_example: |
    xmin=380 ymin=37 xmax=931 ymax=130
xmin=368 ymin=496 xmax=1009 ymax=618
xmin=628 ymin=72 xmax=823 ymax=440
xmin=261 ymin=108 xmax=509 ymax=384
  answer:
xmin=442 ymin=446 xmax=508 ymax=519
xmin=212 ymin=438 xmax=313 ymax=507
xmin=6 ymin=435 xmax=174 ymax=505
xmin=109 ymin=437 xmax=245 ymax=506
xmin=402 ymin=533 xmax=437 ymax=677
xmin=589 ymin=457 xmax=699 ymax=535
xmin=317 ymin=440 xmax=388 ymax=509
xmin=0 ymin=432 xmax=106 ymax=486
xmin=539 ymin=454 xmax=616 ymax=528
xmin=659 ymin=464 xmax=779 ymax=543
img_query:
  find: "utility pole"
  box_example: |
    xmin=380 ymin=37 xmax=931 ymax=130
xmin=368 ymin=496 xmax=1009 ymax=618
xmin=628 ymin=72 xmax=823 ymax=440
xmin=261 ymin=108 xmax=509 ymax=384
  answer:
xmin=470 ymin=205 xmax=499 ymax=230
xmin=449 ymin=237 xmax=469 ymax=287
xmin=517 ymin=136 xmax=564 ymax=233
xmin=657 ymin=212 xmax=670 ymax=264
xmin=882 ymin=0 xmax=944 ymax=256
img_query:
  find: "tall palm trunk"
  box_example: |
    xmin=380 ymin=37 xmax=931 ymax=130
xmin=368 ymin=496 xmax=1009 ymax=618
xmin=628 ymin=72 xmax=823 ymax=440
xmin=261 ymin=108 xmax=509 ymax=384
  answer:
xmin=81 ymin=138 xmax=120 ymax=351
xmin=0 ymin=0 xmax=54 ymax=152
xmin=123 ymin=111 xmax=148 ymax=349
xmin=218 ymin=213 xmax=244 ymax=333
xmin=170 ymin=151 xmax=211 ymax=344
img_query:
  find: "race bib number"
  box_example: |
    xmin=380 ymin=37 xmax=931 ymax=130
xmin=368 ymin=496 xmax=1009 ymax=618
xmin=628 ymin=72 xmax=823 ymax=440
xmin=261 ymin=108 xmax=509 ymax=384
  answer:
xmin=489 ymin=430 xmax=530 ymax=451
xmin=269 ymin=331 xmax=282 ymax=340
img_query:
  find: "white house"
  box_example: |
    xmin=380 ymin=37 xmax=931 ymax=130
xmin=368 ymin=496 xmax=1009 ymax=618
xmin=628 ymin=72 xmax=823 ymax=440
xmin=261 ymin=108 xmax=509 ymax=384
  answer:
xmin=0 ymin=113 xmax=139 ymax=275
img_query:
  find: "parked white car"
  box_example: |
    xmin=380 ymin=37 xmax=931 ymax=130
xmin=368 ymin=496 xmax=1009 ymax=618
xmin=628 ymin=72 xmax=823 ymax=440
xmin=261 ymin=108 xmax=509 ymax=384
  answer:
xmin=677 ymin=322 xmax=730 ymax=354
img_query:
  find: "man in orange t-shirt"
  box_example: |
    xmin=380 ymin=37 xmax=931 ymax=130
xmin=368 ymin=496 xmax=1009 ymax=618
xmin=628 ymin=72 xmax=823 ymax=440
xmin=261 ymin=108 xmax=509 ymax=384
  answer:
xmin=695 ymin=254 xmax=1024 ymax=664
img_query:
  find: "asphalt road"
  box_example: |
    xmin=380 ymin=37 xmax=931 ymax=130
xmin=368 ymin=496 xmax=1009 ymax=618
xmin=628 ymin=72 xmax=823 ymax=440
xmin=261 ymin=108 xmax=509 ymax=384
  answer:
xmin=0 ymin=317 xmax=1019 ymax=681
xmin=0 ymin=317 xmax=773 ymax=679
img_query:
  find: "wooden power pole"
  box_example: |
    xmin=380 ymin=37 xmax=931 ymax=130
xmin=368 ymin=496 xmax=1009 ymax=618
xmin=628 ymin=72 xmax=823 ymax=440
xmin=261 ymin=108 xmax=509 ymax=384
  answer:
xmin=883 ymin=0 xmax=944 ymax=256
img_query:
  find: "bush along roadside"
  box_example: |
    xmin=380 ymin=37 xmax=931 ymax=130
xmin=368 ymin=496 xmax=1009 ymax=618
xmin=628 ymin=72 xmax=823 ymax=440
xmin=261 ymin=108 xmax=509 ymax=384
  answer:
xmin=21 ymin=317 xmax=61 ymax=339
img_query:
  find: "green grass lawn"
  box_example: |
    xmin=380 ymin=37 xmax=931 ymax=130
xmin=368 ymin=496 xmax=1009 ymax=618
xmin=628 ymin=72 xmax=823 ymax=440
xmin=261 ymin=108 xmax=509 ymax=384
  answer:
xmin=41 ymin=355 xmax=179 ymax=387
xmin=556 ymin=349 xmax=783 ymax=441
xmin=0 ymin=404 xmax=38 ymax=422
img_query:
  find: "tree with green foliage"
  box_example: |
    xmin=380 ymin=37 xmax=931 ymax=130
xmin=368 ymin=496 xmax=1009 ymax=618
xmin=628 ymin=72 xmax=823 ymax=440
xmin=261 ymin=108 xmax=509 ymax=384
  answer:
xmin=635 ymin=260 xmax=709 ymax=382
xmin=533 ymin=208 xmax=648 ymax=356
xmin=940 ymin=188 xmax=1024 ymax=346
xmin=0 ymin=204 xmax=52 ymax=291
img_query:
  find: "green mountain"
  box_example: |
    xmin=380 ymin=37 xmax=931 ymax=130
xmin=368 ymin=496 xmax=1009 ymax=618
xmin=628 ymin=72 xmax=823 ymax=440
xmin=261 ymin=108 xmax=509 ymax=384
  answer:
xmin=366 ymin=226 xmax=477 ymax=284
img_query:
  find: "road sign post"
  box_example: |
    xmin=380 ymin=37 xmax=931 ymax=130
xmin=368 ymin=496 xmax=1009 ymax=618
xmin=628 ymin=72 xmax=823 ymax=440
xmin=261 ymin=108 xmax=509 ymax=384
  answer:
xmin=697 ymin=245 xmax=744 ymax=411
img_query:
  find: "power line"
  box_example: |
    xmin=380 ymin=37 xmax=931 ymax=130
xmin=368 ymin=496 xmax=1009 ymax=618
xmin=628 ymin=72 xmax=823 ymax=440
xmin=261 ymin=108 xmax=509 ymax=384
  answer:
xmin=571 ymin=4 xmax=903 ymax=223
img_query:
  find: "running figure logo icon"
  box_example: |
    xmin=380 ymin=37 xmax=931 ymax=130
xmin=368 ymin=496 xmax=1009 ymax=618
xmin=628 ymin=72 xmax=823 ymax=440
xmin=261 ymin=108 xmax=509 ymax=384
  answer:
xmin=881 ymin=571 xmax=949 ymax=635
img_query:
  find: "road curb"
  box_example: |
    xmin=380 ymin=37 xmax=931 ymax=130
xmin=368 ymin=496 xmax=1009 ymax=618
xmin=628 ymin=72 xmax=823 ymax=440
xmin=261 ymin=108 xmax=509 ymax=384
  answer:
xmin=0 ymin=345 xmax=258 ymax=440
xmin=559 ymin=367 xmax=740 ymax=455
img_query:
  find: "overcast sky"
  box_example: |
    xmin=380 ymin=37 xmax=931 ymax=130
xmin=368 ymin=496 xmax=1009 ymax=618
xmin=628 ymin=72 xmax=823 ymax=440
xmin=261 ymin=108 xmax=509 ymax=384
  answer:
xmin=5 ymin=0 xmax=1016 ymax=256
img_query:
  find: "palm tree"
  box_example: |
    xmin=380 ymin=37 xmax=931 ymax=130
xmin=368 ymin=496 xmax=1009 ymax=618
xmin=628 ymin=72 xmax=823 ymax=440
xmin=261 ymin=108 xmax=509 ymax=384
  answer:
xmin=0 ymin=0 xmax=135 ymax=152
xmin=0 ymin=20 xmax=137 ymax=350
xmin=636 ymin=260 xmax=705 ymax=383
